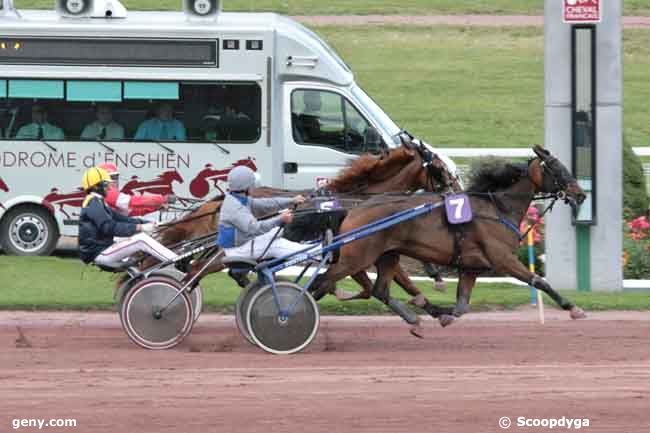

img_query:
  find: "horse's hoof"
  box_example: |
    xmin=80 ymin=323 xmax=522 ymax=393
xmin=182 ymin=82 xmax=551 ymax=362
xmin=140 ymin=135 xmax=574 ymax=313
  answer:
xmin=439 ymin=314 xmax=455 ymax=327
xmin=334 ymin=288 xmax=357 ymax=301
xmin=434 ymin=281 xmax=447 ymax=293
xmin=408 ymin=294 xmax=427 ymax=308
xmin=409 ymin=324 xmax=425 ymax=339
xmin=570 ymin=306 xmax=587 ymax=320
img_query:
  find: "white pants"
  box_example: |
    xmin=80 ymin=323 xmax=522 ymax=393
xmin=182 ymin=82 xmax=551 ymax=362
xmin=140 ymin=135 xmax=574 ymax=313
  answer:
xmin=224 ymin=230 xmax=319 ymax=261
xmin=94 ymin=233 xmax=178 ymax=268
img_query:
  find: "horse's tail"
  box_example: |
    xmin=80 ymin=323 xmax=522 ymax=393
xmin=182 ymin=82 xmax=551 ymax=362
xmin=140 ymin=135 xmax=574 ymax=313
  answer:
xmin=114 ymin=273 xmax=131 ymax=295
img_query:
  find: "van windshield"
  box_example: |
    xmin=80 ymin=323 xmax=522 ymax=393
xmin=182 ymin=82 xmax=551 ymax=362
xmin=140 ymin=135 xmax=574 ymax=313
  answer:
xmin=351 ymin=85 xmax=401 ymax=147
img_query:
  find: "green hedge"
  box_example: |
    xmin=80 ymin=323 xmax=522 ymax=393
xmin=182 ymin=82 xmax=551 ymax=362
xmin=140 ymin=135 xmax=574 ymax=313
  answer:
xmin=623 ymin=137 xmax=649 ymax=218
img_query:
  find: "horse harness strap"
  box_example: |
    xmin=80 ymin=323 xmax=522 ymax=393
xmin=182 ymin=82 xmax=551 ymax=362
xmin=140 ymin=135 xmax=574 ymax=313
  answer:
xmin=449 ymin=226 xmax=466 ymax=270
xmin=473 ymin=192 xmax=561 ymax=241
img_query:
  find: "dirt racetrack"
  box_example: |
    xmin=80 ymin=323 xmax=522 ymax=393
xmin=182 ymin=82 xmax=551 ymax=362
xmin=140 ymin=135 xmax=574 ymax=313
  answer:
xmin=1 ymin=310 xmax=649 ymax=433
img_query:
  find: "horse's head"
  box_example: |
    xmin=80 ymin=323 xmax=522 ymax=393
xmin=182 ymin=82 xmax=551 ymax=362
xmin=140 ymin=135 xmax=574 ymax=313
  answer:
xmin=529 ymin=145 xmax=586 ymax=211
xmin=165 ymin=170 xmax=184 ymax=184
xmin=400 ymin=134 xmax=461 ymax=192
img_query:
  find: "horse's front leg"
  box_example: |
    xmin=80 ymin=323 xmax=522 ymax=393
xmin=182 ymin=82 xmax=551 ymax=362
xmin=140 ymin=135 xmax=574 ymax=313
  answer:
xmin=438 ymin=272 xmax=477 ymax=327
xmin=487 ymin=249 xmax=586 ymax=320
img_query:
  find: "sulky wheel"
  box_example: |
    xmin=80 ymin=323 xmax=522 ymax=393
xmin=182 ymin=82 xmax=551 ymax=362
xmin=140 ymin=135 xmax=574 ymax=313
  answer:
xmin=152 ymin=267 xmax=203 ymax=323
xmin=235 ymin=281 xmax=264 ymax=346
xmin=116 ymin=268 xmax=203 ymax=323
xmin=120 ymin=277 xmax=194 ymax=350
xmin=245 ymin=281 xmax=320 ymax=355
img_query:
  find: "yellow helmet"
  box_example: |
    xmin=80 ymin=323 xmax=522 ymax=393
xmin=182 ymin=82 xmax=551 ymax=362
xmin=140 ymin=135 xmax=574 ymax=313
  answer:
xmin=81 ymin=167 xmax=111 ymax=191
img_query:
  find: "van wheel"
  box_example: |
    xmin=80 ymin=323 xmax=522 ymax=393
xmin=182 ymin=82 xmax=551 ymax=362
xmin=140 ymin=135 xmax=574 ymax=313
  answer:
xmin=0 ymin=205 xmax=59 ymax=256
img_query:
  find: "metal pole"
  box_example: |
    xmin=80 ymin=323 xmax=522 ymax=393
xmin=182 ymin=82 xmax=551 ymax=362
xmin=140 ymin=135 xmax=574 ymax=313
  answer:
xmin=527 ymin=225 xmax=545 ymax=324
xmin=527 ymin=226 xmax=537 ymax=305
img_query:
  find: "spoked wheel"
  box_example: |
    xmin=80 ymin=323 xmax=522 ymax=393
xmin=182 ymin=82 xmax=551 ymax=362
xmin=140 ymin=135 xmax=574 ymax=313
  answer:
xmin=116 ymin=268 xmax=203 ymax=323
xmin=235 ymin=281 xmax=264 ymax=346
xmin=153 ymin=267 xmax=203 ymax=323
xmin=245 ymin=282 xmax=320 ymax=355
xmin=120 ymin=277 xmax=194 ymax=350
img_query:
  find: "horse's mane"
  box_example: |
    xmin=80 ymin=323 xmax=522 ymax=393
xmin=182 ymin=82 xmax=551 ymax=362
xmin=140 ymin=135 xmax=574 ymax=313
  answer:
xmin=466 ymin=157 xmax=529 ymax=193
xmin=327 ymin=148 xmax=415 ymax=193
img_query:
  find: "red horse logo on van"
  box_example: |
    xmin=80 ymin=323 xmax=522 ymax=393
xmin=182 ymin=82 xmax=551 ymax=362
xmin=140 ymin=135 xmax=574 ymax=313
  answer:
xmin=189 ymin=158 xmax=258 ymax=198
xmin=43 ymin=187 xmax=86 ymax=219
xmin=121 ymin=170 xmax=185 ymax=204
xmin=0 ymin=176 xmax=9 ymax=210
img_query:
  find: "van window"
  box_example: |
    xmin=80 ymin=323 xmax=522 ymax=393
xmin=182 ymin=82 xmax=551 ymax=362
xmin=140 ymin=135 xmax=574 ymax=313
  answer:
xmin=291 ymin=89 xmax=374 ymax=154
xmin=0 ymin=80 xmax=261 ymax=143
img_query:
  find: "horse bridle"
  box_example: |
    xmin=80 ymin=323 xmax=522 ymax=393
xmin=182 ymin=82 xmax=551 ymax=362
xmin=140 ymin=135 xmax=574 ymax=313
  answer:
xmin=536 ymin=155 xmax=572 ymax=203
xmin=410 ymin=141 xmax=456 ymax=192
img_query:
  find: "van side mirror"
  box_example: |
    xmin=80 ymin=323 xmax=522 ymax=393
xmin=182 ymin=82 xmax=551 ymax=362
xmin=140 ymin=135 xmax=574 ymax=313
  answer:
xmin=364 ymin=126 xmax=384 ymax=151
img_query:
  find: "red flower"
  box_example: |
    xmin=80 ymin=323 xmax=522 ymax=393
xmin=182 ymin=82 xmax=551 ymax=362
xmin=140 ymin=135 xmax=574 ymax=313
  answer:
xmin=629 ymin=216 xmax=650 ymax=231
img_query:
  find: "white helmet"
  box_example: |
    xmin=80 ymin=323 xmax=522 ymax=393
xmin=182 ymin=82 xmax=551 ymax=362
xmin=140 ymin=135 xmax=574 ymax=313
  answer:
xmin=228 ymin=166 xmax=256 ymax=192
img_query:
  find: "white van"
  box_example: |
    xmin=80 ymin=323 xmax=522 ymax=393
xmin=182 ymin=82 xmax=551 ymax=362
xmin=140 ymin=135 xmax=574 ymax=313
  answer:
xmin=0 ymin=0 xmax=402 ymax=255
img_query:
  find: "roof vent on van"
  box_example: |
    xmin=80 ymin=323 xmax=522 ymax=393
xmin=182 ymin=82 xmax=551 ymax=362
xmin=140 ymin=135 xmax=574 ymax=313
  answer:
xmin=56 ymin=0 xmax=127 ymax=19
xmin=1 ymin=0 xmax=22 ymax=18
xmin=183 ymin=0 xmax=221 ymax=20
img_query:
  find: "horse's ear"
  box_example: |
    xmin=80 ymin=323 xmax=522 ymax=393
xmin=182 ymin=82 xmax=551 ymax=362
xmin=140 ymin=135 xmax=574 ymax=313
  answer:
xmin=532 ymin=144 xmax=550 ymax=160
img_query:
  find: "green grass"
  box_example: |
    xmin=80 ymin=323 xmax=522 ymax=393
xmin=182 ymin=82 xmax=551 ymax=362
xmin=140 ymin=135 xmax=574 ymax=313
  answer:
xmin=320 ymin=26 xmax=545 ymax=147
xmin=14 ymin=0 xmax=650 ymax=15
xmin=1 ymin=256 xmax=649 ymax=312
xmin=623 ymin=29 xmax=650 ymax=148
xmin=320 ymin=26 xmax=650 ymax=149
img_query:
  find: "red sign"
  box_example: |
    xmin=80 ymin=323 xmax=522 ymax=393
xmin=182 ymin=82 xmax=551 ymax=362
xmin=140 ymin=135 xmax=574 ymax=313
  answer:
xmin=564 ymin=0 xmax=601 ymax=23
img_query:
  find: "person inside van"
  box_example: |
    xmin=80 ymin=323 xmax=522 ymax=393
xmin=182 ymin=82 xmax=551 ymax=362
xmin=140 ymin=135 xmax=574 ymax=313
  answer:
xmin=78 ymin=166 xmax=178 ymax=268
xmin=202 ymin=106 xmax=222 ymax=141
xmin=134 ymin=103 xmax=186 ymax=141
xmin=81 ymin=104 xmax=125 ymax=140
xmin=15 ymin=105 xmax=65 ymax=140
xmin=294 ymin=91 xmax=326 ymax=144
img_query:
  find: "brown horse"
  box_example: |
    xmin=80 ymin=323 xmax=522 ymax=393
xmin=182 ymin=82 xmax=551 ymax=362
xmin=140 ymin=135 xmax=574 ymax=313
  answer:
xmin=311 ymin=146 xmax=588 ymax=334
xmin=146 ymin=140 xmax=460 ymax=313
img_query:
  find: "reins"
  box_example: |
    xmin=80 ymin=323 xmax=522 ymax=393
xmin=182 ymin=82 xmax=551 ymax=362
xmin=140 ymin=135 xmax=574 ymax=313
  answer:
xmin=155 ymin=207 xmax=220 ymax=231
xmin=519 ymin=195 xmax=559 ymax=240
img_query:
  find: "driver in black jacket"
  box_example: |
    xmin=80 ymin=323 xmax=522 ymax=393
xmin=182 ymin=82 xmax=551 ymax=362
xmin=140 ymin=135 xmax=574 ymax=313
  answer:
xmin=78 ymin=166 xmax=177 ymax=267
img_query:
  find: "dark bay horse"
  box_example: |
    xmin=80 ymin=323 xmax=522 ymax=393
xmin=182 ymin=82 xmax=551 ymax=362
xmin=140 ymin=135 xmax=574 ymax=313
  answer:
xmin=311 ymin=146 xmax=588 ymax=333
xmin=147 ymin=141 xmax=460 ymax=314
